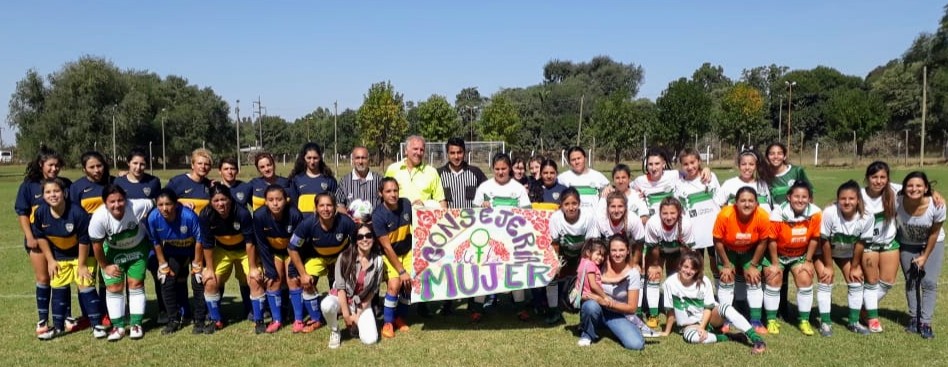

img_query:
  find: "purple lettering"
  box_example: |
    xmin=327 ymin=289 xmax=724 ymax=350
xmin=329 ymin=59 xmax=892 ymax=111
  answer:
xmin=527 ymin=264 xmax=552 ymax=288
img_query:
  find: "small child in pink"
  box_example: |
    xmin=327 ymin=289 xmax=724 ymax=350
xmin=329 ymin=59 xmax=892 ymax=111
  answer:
xmin=576 ymin=239 xmax=608 ymax=299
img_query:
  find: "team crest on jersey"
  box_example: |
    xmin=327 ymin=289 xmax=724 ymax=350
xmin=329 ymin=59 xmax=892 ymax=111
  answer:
xmin=65 ymin=223 xmax=74 ymax=232
xmin=335 ymin=233 xmax=343 ymax=241
xmin=143 ymin=187 xmax=151 ymax=196
xmin=204 ymin=187 xmax=210 ymax=194
xmin=553 ymin=192 xmax=560 ymax=200
xmin=236 ymin=192 xmax=245 ymax=201
xmin=320 ymin=182 xmax=328 ymax=190
xmin=402 ymin=213 xmax=410 ymax=222
xmin=233 ymin=222 xmax=241 ymax=231
xmin=180 ymin=225 xmax=188 ymax=234
xmin=287 ymin=225 xmax=293 ymax=233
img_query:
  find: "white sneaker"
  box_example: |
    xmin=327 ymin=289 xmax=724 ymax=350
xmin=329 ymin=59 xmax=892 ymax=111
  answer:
xmin=107 ymin=327 xmax=125 ymax=342
xmin=129 ymin=325 xmax=143 ymax=339
xmin=35 ymin=320 xmax=49 ymax=335
xmin=92 ymin=325 xmax=109 ymax=339
xmin=64 ymin=317 xmax=78 ymax=332
xmin=639 ymin=325 xmax=661 ymax=338
xmin=328 ymin=329 xmax=342 ymax=349
xmin=577 ymin=337 xmax=592 ymax=346
xmin=37 ymin=328 xmax=64 ymax=340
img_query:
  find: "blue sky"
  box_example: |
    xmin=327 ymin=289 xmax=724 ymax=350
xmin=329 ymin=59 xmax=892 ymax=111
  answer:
xmin=0 ymin=1 xmax=941 ymax=146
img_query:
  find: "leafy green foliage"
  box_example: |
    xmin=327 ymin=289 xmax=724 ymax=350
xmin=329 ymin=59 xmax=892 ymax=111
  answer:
xmin=414 ymin=95 xmax=460 ymax=142
xmin=356 ymin=81 xmax=407 ymax=163
xmin=656 ymin=78 xmax=712 ymax=153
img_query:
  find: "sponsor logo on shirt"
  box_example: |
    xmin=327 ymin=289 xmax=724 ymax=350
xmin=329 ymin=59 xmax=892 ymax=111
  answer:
xmin=298 ymin=184 xmax=307 ymax=189
xmin=82 ymin=187 xmax=94 ymax=193
xmin=184 ymin=188 xmax=194 ymax=194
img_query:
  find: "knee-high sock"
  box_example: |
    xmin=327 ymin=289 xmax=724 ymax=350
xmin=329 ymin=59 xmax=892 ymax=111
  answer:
xmin=78 ymin=287 xmax=102 ymax=326
xmin=878 ymin=281 xmax=892 ymax=301
xmin=128 ymin=287 xmax=145 ymax=326
xmin=51 ymin=287 xmax=70 ymax=330
xmin=719 ymin=303 xmax=754 ymax=334
xmin=817 ymin=283 xmax=833 ymax=323
xmin=684 ymin=327 xmax=724 ymax=344
xmin=106 ymin=290 xmax=127 ymax=328
xmin=512 ymin=290 xmax=526 ymax=304
xmin=646 ymin=280 xmax=660 ymax=316
xmin=266 ymin=290 xmax=283 ymax=323
xmin=863 ymin=282 xmax=879 ymax=319
xmin=302 ymin=292 xmax=322 ymax=322
xmin=545 ymin=284 xmax=559 ymax=308
xmin=205 ymin=292 xmax=222 ymax=322
xmin=397 ymin=295 xmax=410 ymax=318
xmin=251 ymin=294 xmax=265 ymax=322
xmin=320 ymin=296 xmax=341 ymax=331
xmin=383 ymin=293 xmax=397 ymax=324
xmin=240 ymin=284 xmax=252 ymax=315
xmin=763 ymin=285 xmax=781 ymax=320
xmin=847 ymin=282 xmax=864 ymax=324
xmin=747 ymin=283 xmax=763 ymax=321
xmin=797 ymin=286 xmax=814 ymax=321
xmin=36 ymin=283 xmax=51 ymax=323
xmin=718 ymin=281 xmax=735 ymax=306
xmin=289 ymin=289 xmax=304 ymax=322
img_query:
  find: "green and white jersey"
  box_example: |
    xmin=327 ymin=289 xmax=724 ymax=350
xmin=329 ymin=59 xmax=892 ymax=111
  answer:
xmin=549 ymin=209 xmax=600 ymax=258
xmin=896 ymin=196 xmax=946 ymax=246
xmin=557 ymin=169 xmax=610 ymax=209
xmin=662 ymin=274 xmax=716 ymax=326
xmin=861 ymin=184 xmax=900 ymax=246
xmin=632 ymin=170 xmax=680 ymax=216
xmin=594 ymin=207 xmax=646 ymax=243
xmin=820 ymin=204 xmax=874 ymax=259
xmin=720 ymin=177 xmax=772 ymax=212
xmin=675 ymin=174 xmax=725 ymax=249
xmin=768 ymin=165 xmax=810 ymax=206
xmin=88 ymin=200 xmax=152 ymax=251
xmin=644 ymin=214 xmax=696 ymax=253
xmin=472 ymin=178 xmax=531 ymax=208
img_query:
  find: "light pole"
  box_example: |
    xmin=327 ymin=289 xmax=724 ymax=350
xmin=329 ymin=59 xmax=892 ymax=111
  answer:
xmin=110 ymin=105 xmax=117 ymax=165
xmin=785 ymin=81 xmax=796 ymax=154
xmin=778 ymin=96 xmax=783 ymax=139
xmin=333 ymin=101 xmax=338 ymax=171
xmin=235 ymin=99 xmax=241 ymax=167
xmin=161 ymin=108 xmax=167 ymax=171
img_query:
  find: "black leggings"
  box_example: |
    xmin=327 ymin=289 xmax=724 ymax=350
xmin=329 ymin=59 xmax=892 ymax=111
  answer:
xmin=161 ymin=255 xmax=206 ymax=322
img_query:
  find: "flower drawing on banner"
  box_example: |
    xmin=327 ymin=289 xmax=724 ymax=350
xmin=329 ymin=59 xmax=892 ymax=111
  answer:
xmin=416 ymin=209 xmax=439 ymax=229
xmin=414 ymin=226 xmax=430 ymax=248
xmin=542 ymin=249 xmax=559 ymax=278
xmin=413 ymin=256 xmax=429 ymax=276
xmin=536 ymin=234 xmax=552 ymax=250
xmin=449 ymin=208 xmax=462 ymax=219
xmin=489 ymin=238 xmax=510 ymax=261
xmin=454 ymin=240 xmax=471 ymax=261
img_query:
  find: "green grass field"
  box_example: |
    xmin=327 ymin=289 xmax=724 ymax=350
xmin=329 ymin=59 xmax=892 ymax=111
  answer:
xmin=2 ymin=163 xmax=946 ymax=366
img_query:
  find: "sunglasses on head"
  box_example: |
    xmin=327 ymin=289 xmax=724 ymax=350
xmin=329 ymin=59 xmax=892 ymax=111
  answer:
xmin=355 ymin=233 xmax=374 ymax=241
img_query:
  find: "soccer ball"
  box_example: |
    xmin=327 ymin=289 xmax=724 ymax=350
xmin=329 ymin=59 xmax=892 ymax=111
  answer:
xmin=348 ymin=199 xmax=374 ymax=220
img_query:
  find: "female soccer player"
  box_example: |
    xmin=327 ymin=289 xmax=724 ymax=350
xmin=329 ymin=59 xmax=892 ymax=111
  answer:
xmin=71 ymin=151 xmax=115 ymax=214
xmin=643 ymin=197 xmax=695 ymax=330
xmin=720 ymin=150 xmax=771 ymax=210
xmin=674 ymin=148 xmax=725 ymax=274
xmin=199 ymin=183 xmax=258 ymax=334
xmin=249 ymin=152 xmax=291 ymax=212
xmin=528 ymin=156 xmax=542 ymax=181
xmin=166 ymin=148 xmax=213 ymax=214
xmin=816 ymin=180 xmax=874 ymax=337
xmin=763 ymin=181 xmax=822 ymax=336
xmin=33 ymin=178 xmax=106 ymax=340
xmin=218 ymin=157 xmax=252 ymax=209
xmin=372 ymin=177 xmax=413 ymax=338
xmin=595 ymin=192 xmax=646 ymax=265
xmin=713 ymin=187 xmax=771 ymax=334
xmin=632 ymin=148 xmax=680 ymax=217
xmin=546 ymin=187 xmax=600 ymax=324
xmin=557 ymin=146 xmax=610 ymax=209
xmin=469 ymin=153 xmax=532 ymax=322
xmin=147 ymin=189 xmax=211 ymax=335
xmin=320 ymin=223 xmax=384 ymax=348
xmin=897 ymin=171 xmax=945 ymax=339
xmin=89 ymin=185 xmax=153 ymax=341
xmin=760 ymin=143 xmax=811 ymax=207
xmin=253 ymin=184 xmax=304 ymax=333
xmin=288 ymin=193 xmax=355 ymax=333
xmin=599 ymin=164 xmax=650 ymax=223
xmin=288 ymin=143 xmax=339 ymax=216
xmin=16 ymin=147 xmax=73 ymax=336
xmin=512 ymin=156 xmax=529 ymax=187
xmin=529 ymin=158 xmax=566 ymax=211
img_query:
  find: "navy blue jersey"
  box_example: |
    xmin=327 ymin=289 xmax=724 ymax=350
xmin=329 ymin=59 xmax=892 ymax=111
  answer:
xmin=288 ymin=174 xmax=339 ymax=216
xmin=114 ymin=174 xmax=161 ymax=201
xmin=223 ymin=180 xmax=253 ymax=210
xmin=166 ymin=173 xmax=212 ymax=215
xmin=253 ymin=206 xmax=304 ymax=278
xmin=15 ymin=178 xmax=73 ymax=221
xmin=290 ymin=214 xmax=355 ymax=259
xmin=146 ymin=205 xmax=204 ymax=258
xmin=249 ymin=176 xmax=291 ymax=212
xmin=200 ymin=205 xmax=254 ymax=252
xmin=371 ymin=198 xmax=413 ymax=256
xmin=70 ymin=176 xmax=115 ymax=214
xmin=31 ymin=202 xmax=90 ymax=261
xmin=542 ymin=183 xmax=568 ymax=204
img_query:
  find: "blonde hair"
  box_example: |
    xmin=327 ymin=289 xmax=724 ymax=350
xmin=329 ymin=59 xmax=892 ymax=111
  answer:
xmin=191 ymin=148 xmax=213 ymax=165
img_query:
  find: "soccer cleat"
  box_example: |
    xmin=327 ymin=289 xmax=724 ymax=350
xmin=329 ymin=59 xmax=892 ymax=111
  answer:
xmin=35 ymin=320 xmax=49 ymax=336
xmin=266 ymin=321 xmax=282 ymax=334
xmin=646 ymin=316 xmax=660 ymax=330
xmin=291 ymin=320 xmax=305 ymax=333
xmin=819 ymin=322 xmax=833 ymax=337
xmin=639 ymin=325 xmax=661 ymax=338
xmin=726 ymin=332 xmax=748 ymax=344
xmin=92 ymin=325 xmax=109 ymax=339
xmin=381 ymin=323 xmax=395 ymax=339
xmin=750 ymin=320 xmax=768 ymax=335
xmin=205 ymin=320 xmax=223 ymax=335
xmin=107 ymin=327 xmax=125 ymax=342
xmin=848 ymin=323 xmax=870 ymax=335
xmin=72 ymin=316 xmax=90 ymax=332
xmin=255 ymin=321 xmax=267 ymax=334
xmin=752 ymin=340 xmax=767 ymax=355
xmin=37 ymin=328 xmax=65 ymax=341
xmin=192 ymin=320 xmax=206 ymax=335
xmin=129 ymin=325 xmax=143 ymax=340
xmin=470 ymin=312 xmax=483 ymax=323
xmin=766 ymin=320 xmax=780 ymax=335
xmin=799 ymin=320 xmax=815 ymax=336
xmin=328 ymin=329 xmax=342 ymax=349
xmin=517 ymin=310 xmax=531 ymax=321
xmin=394 ymin=317 xmax=410 ymax=332
xmin=302 ymin=320 xmax=323 ymax=333
xmin=576 ymin=337 xmax=592 ymax=347
xmin=162 ymin=320 xmax=181 ymax=335
xmin=867 ymin=318 xmax=883 ymax=333
xmin=920 ymin=323 xmax=934 ymax=339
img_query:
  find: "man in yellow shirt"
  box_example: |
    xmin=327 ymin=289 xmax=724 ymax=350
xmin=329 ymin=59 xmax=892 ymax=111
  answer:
xmin=385 ymin=135 xmax=447 ymax=209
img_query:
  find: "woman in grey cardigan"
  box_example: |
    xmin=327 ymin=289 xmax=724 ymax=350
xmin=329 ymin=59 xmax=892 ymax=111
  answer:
xmin=320 ymin=222 xmax=384 ymax=348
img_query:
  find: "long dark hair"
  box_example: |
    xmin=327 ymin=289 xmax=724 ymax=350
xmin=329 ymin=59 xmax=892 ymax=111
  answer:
xmin=678 ymin=250 xmax=705 ymax=288
xmin=836 ymin=180 xmax=865 ymax=218
xmin=205 ymin=182 xmax=235 ymax=220
xmin=899 ymin=171 xmax=934 ymax=197
xmin=760 ymin=143 xmax=789 ymax=185
xmin=25 ymin=146 xmax=63 ymax=182
xmin=865 ymin=161 xmax=895 ymax=224
xmin=80 ymin=151 xmax=113 ymax=184
xmin=337 ymin=222 xmax=383 ymax=301
xmin=642 ymin=147 xmax=671 ymax=175
xmin=659 ymin=196 xmax=685 ymax=244
xmin=290 ymin=142 xmax=333 ymax=179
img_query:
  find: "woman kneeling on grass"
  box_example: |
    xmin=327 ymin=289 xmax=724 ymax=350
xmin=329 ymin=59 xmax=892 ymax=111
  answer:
xmin=320 ymin=223 xmax=383 ymax=348
xmin=661 ymin=251 xmax=766 ymax=354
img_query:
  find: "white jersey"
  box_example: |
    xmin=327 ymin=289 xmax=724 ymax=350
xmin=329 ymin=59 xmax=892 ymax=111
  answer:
xmin=675 ymin=174 xmax=724 ymax=249
xmin=896 ymin=196 xmax=946 ymax=246
xmin=549 ymin=209 xmax=600 ymax=258
xmin=662 ymin=274 xmax=716 ymax=326
xmin=861 ymin=183 xmax=900 ymax=246
xmin=820 ymin=204 xmax=874 ymax=259
xmin=644 ymin=215 xmax=696 ymax=253
xmin=632 ymin=170 xmax=680 ymax=216
xmin=594 ymin=209 xmax=646 ymax=243
xmin=720 ymin=177 xmax=772 ymax=212
xmin=557 ymin=169 xmax=610 ymax=209
xmin=472 ymin=179 xmax=531 ymax=208
xmin=88 ymin=200 xmax=152 ymax=250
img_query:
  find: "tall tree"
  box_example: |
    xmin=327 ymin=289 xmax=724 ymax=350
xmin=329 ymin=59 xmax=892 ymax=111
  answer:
xmin=591 ymin=93 xmax=640 ymax=163
xmin=824 ymin=88 xmax=888 ymax=155
xmin=718 ymin=83 xmax=766 ymax=147
xmin=357 ymin=81 xmax=408 ymax=163
xmin=656 ymin=78 xmax=712 ymax=153
xmin=478 ymin=95 xmax=521 ymax=146
xmin=414 ymin=94 xmax=460 ymax=142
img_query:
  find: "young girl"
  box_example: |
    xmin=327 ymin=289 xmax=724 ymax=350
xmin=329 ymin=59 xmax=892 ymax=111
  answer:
xmin=643 ymin=197 xmax=695 ymax=330
xmin=546 ymin=187 xmax=600 ymax=324
xmin=249 ymin=152 xmax=292 ymax=212
xmin=372 ymin=178 xmax=413 ymax=338
xmin=816 ymin=180 xmax=874 ymax=337
xmin=763 ymin=181 xmax=822 ymax=336
xmin=720 ymin=150 xmax=771 ymax=211
xmin=288 ymin=143 xmax=339 ymax=217
xmin=320 ymin=223 xmax=384 ymax=348
xmin=470 ymin=153 xmax=532 ymax=321
xmin=557 ymin=146 xmax=610 ymax=209
xmin=713 ymin=187 xmax=771 ymax=334
xmin=661 ymin=251 xmax=766 ymax=354
xmin=530 ymin=159 xmax=566 ymax=211
xmin=897 ymin=171 xmax=945 ymax=339
xmin=33 ymin=178 xmax=107 ymax=340
xmin=576 ymin=240 xmax=609 ymax=303
xmin=600 ymin=164 xmax=650 ymax=223
xmin=253 ymin=184 xmax=304 ymax=333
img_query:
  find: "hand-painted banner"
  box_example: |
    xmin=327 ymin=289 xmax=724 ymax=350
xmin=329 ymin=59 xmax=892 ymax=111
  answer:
xmin=410 ymin=207 xmax=559 ymax=303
